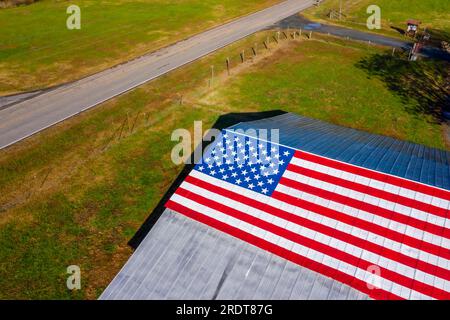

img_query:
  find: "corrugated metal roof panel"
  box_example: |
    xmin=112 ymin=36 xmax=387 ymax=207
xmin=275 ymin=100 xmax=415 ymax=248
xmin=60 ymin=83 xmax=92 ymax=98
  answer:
xmin=101 ymin=112 xmax=450 ymax=300
xmin=101 ymin=209 xmax=369 ymax=300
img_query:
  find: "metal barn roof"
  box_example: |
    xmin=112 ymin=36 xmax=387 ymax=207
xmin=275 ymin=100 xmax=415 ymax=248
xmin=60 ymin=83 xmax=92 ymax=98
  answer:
xmin=100 ymin=113 xmax=450 ymax=300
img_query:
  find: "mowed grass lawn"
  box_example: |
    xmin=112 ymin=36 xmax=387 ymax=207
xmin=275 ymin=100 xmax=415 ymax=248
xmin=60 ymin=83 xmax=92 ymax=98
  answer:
xmin=303 ymin=0 xmax=450 ymax=38
xmin=0 ymin=0 xmax=280 ymax=95
xmin=0 ymin=33 xmax=447 ymax=299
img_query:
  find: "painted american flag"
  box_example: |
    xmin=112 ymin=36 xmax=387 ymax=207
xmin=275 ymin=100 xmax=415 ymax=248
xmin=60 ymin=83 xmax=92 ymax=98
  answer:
xmin=165 ymin=129 xmax=450 ymax=300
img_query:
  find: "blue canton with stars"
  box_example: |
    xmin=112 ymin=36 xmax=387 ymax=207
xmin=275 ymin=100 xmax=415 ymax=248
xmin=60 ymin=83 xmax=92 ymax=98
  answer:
xmin=194 ymin=130 xmax=294 ymax=196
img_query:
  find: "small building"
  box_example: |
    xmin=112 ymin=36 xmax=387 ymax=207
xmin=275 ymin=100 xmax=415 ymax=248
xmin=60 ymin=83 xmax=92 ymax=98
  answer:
xmin=406 ymin=19 xmax=421 ymax=36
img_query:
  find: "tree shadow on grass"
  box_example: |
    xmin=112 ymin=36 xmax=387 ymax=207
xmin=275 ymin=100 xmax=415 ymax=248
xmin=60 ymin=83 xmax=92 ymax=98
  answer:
xmin=356 ymin=51 xmax=450 ymax=123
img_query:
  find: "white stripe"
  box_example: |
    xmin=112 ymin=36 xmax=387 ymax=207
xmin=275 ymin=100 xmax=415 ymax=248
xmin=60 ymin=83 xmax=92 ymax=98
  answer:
xmin=179 ymin=179 xmax=450 ymax=292
xmin=170 ymin=192 xmax=432 ymax=300
xmin=225 ymin=128 xmax=450 ymax=195
xmin=282 ymin=169 xmax=450 ymax=246
xmin=290 ymin=157 xmax=450 ymax=210
xmin=192 ymin=170 xmax=450 ymax=268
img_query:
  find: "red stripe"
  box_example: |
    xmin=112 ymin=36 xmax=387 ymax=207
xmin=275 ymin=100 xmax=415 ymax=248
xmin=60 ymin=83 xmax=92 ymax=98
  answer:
xmin=296 ymin=151 xmax=450 ymax=201
xmin=172 ymin=187 xmax=450 ymax=300
xmin=166 ymin=199 xmax=403 ymax=300
xmin=279 ymin=176 xmax=450 ymax=257
xmin=183 ymin=175 xmax=450 ymax=282
xmin=287 ymin=162 xmax=449 ymax=219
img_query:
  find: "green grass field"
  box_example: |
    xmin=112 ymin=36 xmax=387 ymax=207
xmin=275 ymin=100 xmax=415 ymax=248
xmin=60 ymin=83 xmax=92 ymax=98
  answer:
xmin=0 ymin=0 xmax=280 ymax=95
xmin=304 ymin=0 xmax=450 ymax=39
xmin=0 ymin=32 xmax=447 ymax=299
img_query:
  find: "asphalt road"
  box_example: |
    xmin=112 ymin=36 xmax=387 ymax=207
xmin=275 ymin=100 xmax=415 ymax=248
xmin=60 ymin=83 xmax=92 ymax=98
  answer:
xmin=0 ymin=0 xmax=314 ymax=150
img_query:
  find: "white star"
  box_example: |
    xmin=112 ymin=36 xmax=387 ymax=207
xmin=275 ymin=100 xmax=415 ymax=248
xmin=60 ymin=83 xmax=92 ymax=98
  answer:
xmin=231 ymin=151 xmax=237 ymax=156
xmin=257 ymin=181 xmax=264 ymax=187
xmin=246 ymin=140 xmax=251 ymax=146
xmin=205 ymin=158 xmax=211 ymax=163
xmin=274 ymin=153 xmax=280 ymax=159
xmin=244 ymin=177 xmax=251 ymax=182
xmin=271 ymin=147 xmax=277 ymax=152
xmin=249 ymin=146 xmax=255 ymax=152
xmin=214 ymin=155 xmax=219 ymax=161
xmin=234 ymin=137 xmax=240 ymax=142
xmin=226 ymin=139 xmax=232 ymax=145
xmin=261 ymin=188 xmax=268 ymax=194
xmin=217 ymin=142 xmax=223 ymax=147
xmin=243 ymin=155 xmax=249 ymax=160
xmin=254 ymin=174 xmax=260 ymax=180
xmin=235 ymin=179 xmax=242 ymax=185
xmin=223 ymin=133 xmax=228 ymax=138
xmin=210 ymin=170 xmax=216 ymax=176
xmin=250 ymin=167 xmax=257 ymax=173
xmin=198 ymin=166 xmax=204 ymax=171
xmin=258 ymin=143 xmax=264 ymax=148
xmin=261 ymin=149 xmax=267 ymax=155
xmin=220 ymin=147 xmax=225 ymax=153
xmin=263 ymin=171 xmax=269 ymax=177
xmin=256 ymin=159 xmax=262 ymax=164
xmin=222 ymin=174 xmax=228 ymax=179
xmin=225 ymin=159 xmax=232 ymax=165
xmin=252 ymin=152 xmax=258 ymax=157
xmin=273 ymin=169 xmax=279 ymax=174
xmin=231 ymin=172 xmax=238 ymax=178
xmin=208 ymin=164 xmax=213 ymax=169
xmin=279 ymin=159 xmax=285 ymax=165
xmin=269 ymin=162 xmax=275 ymax=168
xmin=267 ymin=178 xmax=274 ymax=184
xmin=237 ymin=143 xmax=243 ymax=148
xmin=237 ymin=164 xmax=243 ymax=169
xmin=265 ymin=156 xmax=271 ymax=161
xmin=283 ymin=151 xmax=290 ymax=156
xmin=228 ymin=166 xmax=234 ymax=171
xmin=248 ymin=183 xmax=254 ymax=189
xmin=242 ymin=170 xmax=248 ymax=176
xmin=219 ymin=168 xmax=225 ymax=173
xmin=216 ymin=162 xmax=222 ymax=167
